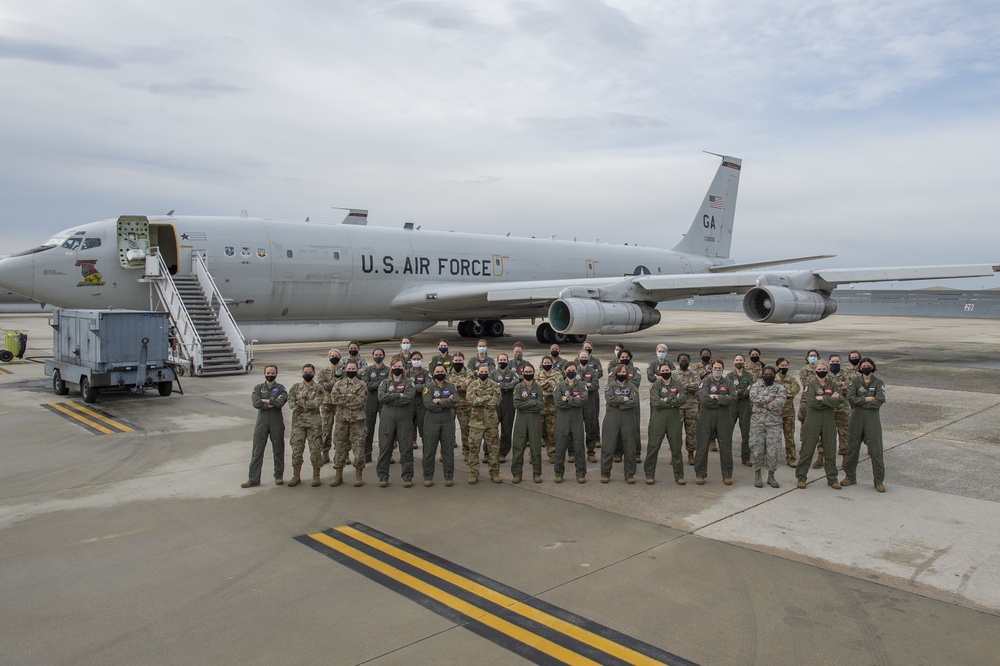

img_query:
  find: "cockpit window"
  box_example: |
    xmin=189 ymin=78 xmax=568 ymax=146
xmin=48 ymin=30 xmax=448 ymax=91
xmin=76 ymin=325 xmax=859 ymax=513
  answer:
xmin=81 ymin=238 xmax=102 ymax=250
xmin=61 ymin=238 xmax=83 ymax=250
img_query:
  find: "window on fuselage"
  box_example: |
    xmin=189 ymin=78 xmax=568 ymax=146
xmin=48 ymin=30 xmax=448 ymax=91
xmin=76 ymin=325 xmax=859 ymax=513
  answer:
xmin=81 ymin=238 xmax=102 ymax=250
xmin=61 ymin=238 xmax=83 ymax=250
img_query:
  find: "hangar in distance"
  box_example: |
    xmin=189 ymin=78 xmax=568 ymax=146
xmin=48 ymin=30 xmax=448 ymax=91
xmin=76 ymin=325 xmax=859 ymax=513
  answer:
xmin=0 ymin=154 xmax=995 ymax=373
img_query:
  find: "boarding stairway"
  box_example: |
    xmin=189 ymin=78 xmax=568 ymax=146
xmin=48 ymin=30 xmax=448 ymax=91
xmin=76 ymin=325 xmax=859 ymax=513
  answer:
xmin=141 ymin=249 xmax=252 ymax=376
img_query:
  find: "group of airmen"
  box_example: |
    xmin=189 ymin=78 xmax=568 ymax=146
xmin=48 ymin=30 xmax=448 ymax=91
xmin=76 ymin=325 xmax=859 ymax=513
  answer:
xmin=242 ymin=337 xmax=887 ymax=493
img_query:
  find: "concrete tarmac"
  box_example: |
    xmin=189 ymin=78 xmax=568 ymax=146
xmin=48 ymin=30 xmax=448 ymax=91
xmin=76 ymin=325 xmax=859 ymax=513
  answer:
xmin=1 ymin=311 xmax=999 ymax=665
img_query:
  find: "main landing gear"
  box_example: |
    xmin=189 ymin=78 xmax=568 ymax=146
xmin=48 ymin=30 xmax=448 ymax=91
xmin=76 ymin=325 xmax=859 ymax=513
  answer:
xmin=535 ymin=322 xmax=586 ymax=345
xmin=457 ymin=319 xmax=505 ymax=338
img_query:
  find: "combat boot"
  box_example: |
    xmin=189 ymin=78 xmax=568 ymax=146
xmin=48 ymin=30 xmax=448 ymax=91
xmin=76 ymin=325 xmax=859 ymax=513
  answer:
xmin=754 ymin=469 xmax=763 ymax=488
xmin=767 ymin=471 xmax=779 ymax=488
xmin=354 ymin=468 xmax=363 ymax=487
xmin=330 ymin=468 xmax=343 ymax=486
xmin=287 ymin=465 xmax=302 ymax=487
xmin=311 ymin=467 xmax=321 ymax=487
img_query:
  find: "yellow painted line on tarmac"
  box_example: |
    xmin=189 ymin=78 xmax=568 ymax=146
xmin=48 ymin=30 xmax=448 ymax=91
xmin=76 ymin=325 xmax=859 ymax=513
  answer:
xmin=42 ymin=402 xmax=138 ymax=435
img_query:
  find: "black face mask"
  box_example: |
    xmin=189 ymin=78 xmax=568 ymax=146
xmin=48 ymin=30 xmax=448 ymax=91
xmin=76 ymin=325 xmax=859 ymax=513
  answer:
xmin=565 ymin=371 xmax=577 ymax=379
xmin=660 ymin=372 xmax=671 ymax=380
xmin=542 ymin=365 xmax=552 ymax=371
xmin=849 ymin=358 xmax=861 ymax=366
xmin=346 ymin=370 xmax=357 ymax=379
xmin=679 ymin=361 xmax=689 ymax=370
xmin=302 ymin=374 xmax=314 ymax=382
xmin=550 ymin=350 xmax=559 ymax=357
xmin=330 ymin=357 xmax=340 ymax=365
xmin=478 ymin=374 xmax=489 ymax=381
xmin=579 ymin=359 xmax=588 ymax=366
xmin=829 ymin=363 xmax=841 ymax=373
xmin=349 ymin=349 xmax=359 ymax=356
xmin=452 ymin=363 xmax=464 ymax=372
xmin=523 ymin=373 xmax=535 ymax=381
xmin=392 ymin=368 xmax=404 ymax=376
xmin=750 ymin=356 xmax=760 ymax=363
xmin=860 ymin=367 xmax=874 ymax=375
xmin=815 ymin=370 xmax=828 ymax=378
xmin=619 ymin=358 xmax=630 ymax=366
xmin=373 ymin=356 xmax=384 ymax=364
xmin=265 ymin=375 xmax=276 ymax=382
xmin=434 ymin=373 xmax=447 ymax=381
xmin=778 ymin=367 xmax=788 ymax=375
xmin=498 ymin=362 xmax=508 ymax=370
xmin=616 ymin=374 xmax=628 ymax=382
xmin=701 ymin=355 xmax=711 ymax=364
xmin=763 ymin=375 xmax=775 ymax=386
xmin=438 ymin=347 xmax=448 ymax=355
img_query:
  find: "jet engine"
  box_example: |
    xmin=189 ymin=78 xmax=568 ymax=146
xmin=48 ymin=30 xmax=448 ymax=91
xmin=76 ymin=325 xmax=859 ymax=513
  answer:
xmin=742 ymin=286 xmax=837 ymax=324
xmin=548 ymin=298 xmax=661 ymax=335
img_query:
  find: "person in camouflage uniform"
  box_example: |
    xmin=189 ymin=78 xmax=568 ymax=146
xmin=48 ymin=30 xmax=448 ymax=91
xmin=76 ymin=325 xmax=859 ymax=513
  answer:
xmin=675 ymin=353 xmax=701 ymax=465
xmin=511 ymin=364 xmax=545 ymax=483
xmin=242 ymin=364 xmax=287 ymax=488
xmin=316 ymin=348 xmax=343 ymax=464
xmin=749 ymin=366 xmax=787 ymax=488
xmin=747 ymin=348 xmax=764 ymax=382
xmin=578 ymin=349 xmax=603 ymax=462
xmin=422 ymin=364 xmax=459 ymax=486
xmin=797 ymin=349 xmax=822 ymax=467
xmin=492 ymin=352 xmax=519 ymax=461
xmin=828 ymin=353 xmax=853 ymax=465
xmin=345 ymin=341 xmax=368 ymax=372
xmin=510 ymin=341 xmax=529 ymax=374
xmin=450 ymin=352 xmax=473 ymax=462
xmin=537 ymin=357 xmax=561 ymax=462
xmin=376 ymin=359 xmax=416 ymax=487
xmin=553 ymin=362 xmax=588 ymax=483
xmin=728 ymin=354 xmax=754 ymax=467
xmin=467 ymin=365 xmax=502 ymax=483
xmin=646 ymin=362 xmax=688 ymax=485
xmin=287 ymin=364 xmax=325 ymax=487
xmin=775 ymin=357 xmax=800 ymax=466
xmin=330 ymin=360 xmax=368 ymax=487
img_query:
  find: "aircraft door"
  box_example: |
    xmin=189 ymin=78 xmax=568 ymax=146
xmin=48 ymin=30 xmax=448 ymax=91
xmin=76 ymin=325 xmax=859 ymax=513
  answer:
xmin=585 ymin=259 xmax=599 ymax=278
xmin=148 ymin=224 xmax=179 ymax=275
xmin=116 ymin=216 xmax=151 ymax=269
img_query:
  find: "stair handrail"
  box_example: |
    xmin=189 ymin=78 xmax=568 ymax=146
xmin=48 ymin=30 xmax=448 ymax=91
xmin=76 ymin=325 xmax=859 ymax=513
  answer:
xmin=145 ymin=247 xmax=204 ymax=373
xmin=191 ymin=250 xmax=253 ymax=372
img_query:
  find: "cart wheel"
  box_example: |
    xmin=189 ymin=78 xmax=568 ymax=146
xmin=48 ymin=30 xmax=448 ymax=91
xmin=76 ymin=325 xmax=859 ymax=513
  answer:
xmin=53 ymin=370 xmax=69 ymax=396
xmin=81 ymin=376 xmax=98 ymax=403
xmin=157 ymin=381 xmax=173 ymax=397
xmin=0 ymin=350 xmax=12 ymax=362
xmin=175 ymin=365 xmax=185 ymax=377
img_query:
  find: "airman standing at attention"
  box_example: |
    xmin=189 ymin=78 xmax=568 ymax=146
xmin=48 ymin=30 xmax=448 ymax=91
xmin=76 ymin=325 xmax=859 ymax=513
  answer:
xmin=407 ymin=350 xmax=430 ymax=448
xmin=391 ymin=337 xmax=415 ymax=370
xmin=578 ymin=349 xmax=603 ymax=463
xmin=316 ymin=348 xmax=343 ymax=465
xmin=774 ymin=357 xmax=800 ymax=467
xmin=600 ymin=364 xmax=639 ymax=484
xmin=796 ymin=360 xmax=845 ymax=490
xmin=242 ymin=364 xmax=287 ymax=488
xmin=843 ymin=357 xmax=887 ymax=492
xmin=470 ymin=339 xmax=495 ymax=372
xmin=376 ymin=360 xmax=416 ymax=488
xmin=545 ymin=343 xmax=566 ymax=373
xmin=747 ymin=348 xmax=764 ymax=382
xmin=492 ymin=352 xmax=519 ymax=462
xmin=646 ymin=343 xmax=673 ymax=383
xmin=749 ymin=366 xmax=786 ymax=488
xmin=646 ymin=363 xmax=688 ymax=485
xmin=363 ymin=348 xmax=390 ymax=463
xmin=449 ymin=352 xmax=473 ymax=462
xmin=611 ymin=349 xmax=642 ymax=464
xmin=798 ymin=349 xmax=822 ymax=468
xmin=537 ymin=357 xmax=562 ymax=463
xmin=675 ymin=353 xmax=701 ymax=466
xmin=553 ymin=362 xmax=588 ymax=483
xmin=694 ymin=359 xmax=737 ymax=485
xmin=429 ymin=340 xmax=453 ymax=372
xmin=467 ymin=365 xmax=502 ymax=483
xmin=287 ymin=364 xmax=325 ymax=487
xmin=728 ymin=354 xmax=754 ymax=467
xmin=330 ymin=361 xmax=368 ymax=487
xmin=828 ymin=353 xmax=852 ymax=468
xmin=694 ymin=347 xmax=718 ymax=452
xmin=422 ymin=364 xmax=458 ymax=487
xmin=511 ymin=364 xmax=545 ymax=483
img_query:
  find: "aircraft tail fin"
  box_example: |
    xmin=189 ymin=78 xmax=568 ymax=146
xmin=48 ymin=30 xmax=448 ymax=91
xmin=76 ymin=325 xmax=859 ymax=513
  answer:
xmin=670 ymin=154 xmax=741 ymax=259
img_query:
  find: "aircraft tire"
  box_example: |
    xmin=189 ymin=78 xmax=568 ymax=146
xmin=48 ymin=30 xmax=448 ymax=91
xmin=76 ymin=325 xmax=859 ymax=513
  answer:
xmin=80 ymin=376 xmax=98 ymax=404
xmin=52 ymin=370 xmax=70 ymax=396
xmin=553 ymin=332 xmax=569 ymax=344
xmin=469 ymin=320 xmax=486 ymax=337
xmin=536 ymin=323 xmax=555 ymax=344
xmin=569 ymin=334 xmax=587 ymax=344
xmin=0 ymin=350 xmax=12 ymax=362
xmin=486 ymin=319 xmax=505 ymax=337
xmin=158 ymin=381 xmax=173 ymax=397
xmin=457 ymin=321 xmax=471 ymax=337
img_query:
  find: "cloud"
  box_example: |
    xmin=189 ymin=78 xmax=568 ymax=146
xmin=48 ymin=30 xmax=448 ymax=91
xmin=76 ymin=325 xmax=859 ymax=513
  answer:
xmin=0 ymin=36 xmax=117 ymax=69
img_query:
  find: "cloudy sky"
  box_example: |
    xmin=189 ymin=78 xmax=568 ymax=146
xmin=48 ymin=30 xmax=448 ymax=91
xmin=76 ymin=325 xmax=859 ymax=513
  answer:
xmin=1 ymin=0 xmax=998 ymax=286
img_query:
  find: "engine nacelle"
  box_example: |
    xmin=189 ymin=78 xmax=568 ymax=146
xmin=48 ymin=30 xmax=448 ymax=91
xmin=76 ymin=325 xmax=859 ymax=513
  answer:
xmin=742 ymin=286 xmax=837 ymax=324
xmin=549 ymin=298 xmax=661 ymax=335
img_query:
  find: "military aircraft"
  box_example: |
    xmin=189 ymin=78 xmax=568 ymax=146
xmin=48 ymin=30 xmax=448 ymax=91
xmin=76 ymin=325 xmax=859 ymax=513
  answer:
xmin=0 ymin=154 xmax=995 ymax=348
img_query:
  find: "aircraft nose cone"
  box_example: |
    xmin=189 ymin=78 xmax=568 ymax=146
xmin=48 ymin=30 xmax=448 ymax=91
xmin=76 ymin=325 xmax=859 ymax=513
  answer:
xmin=0 ymin=255 xmax=35 ymax=299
